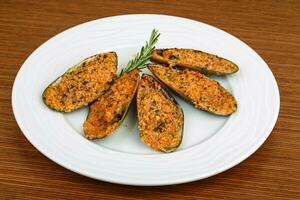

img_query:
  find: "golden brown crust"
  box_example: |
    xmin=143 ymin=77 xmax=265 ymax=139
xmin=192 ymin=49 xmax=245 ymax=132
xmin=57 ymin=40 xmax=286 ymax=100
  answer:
xmin=151 ymin=48 xmax=239 ymax=75
xmin=148 ymin=64 xmax=237 ymax=115
xmin=43 ymin=52 xmax=117 ymax=112
xmin=137 ymin=74 xmax=184 ymax=152
xmin=83 ymin=69 xmax=139 ymax=139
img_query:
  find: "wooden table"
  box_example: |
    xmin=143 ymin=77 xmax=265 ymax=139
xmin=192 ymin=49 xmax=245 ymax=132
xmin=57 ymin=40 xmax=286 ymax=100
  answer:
xmin=1 ymin=0 xmax=299 ymax=199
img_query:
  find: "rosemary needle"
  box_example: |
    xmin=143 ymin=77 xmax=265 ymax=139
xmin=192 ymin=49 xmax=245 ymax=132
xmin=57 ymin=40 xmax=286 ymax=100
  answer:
xmin=120 ymin=29 xmax=160 ymax=75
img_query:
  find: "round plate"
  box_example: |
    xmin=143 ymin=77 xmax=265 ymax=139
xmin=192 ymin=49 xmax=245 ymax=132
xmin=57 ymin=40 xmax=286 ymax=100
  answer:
xmin=12 ymin=14 xmax=280 ymax=186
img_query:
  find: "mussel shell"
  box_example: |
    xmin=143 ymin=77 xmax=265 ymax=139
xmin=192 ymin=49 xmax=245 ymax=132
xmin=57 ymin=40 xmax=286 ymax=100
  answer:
xmin=137 ymin=74 xmax=184 ymax=152
xmin=43 ymin=52 xmax=117 ymax=112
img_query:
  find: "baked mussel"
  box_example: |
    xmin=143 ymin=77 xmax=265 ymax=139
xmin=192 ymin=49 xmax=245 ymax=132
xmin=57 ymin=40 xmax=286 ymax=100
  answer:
xmin=151 ymin=48 xmax=238 ymax=75
xmin=148 ymin=64 xmax=237 ymax=116
xmin=83 ymin=69 xmax=139 ymax=139
xmin=43 ymin=52 xmax=117 ymax=112
xmin=137 ymin=74 xmax=184 ymax=152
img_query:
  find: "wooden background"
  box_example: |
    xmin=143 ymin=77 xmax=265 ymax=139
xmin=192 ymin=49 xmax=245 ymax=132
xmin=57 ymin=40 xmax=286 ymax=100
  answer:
xmin=0 ymin=0 xmax=299 ymax=199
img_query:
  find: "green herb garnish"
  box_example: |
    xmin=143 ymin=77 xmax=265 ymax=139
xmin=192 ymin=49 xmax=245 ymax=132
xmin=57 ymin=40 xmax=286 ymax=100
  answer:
xmin=120 ymin=29 xmax=160 ymax=75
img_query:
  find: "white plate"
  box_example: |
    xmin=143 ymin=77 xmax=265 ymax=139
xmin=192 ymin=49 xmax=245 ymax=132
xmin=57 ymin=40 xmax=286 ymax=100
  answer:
xmin=12 ymin=14 xmax=280 ymax=186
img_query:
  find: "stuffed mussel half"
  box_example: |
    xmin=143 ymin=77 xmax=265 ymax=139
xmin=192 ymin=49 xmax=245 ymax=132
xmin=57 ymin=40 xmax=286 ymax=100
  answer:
xmin=137 ymin=74 xmax=184 ymax=152
xmin=83 ymin=69 xmax=139 ymax=139
xmin=148 ymin=64 xmax=237 ymax=116
xmin=151 ymin=48 xmax=238 ymax=75
xmin=43 ymin=52 xmax=117 ymax=112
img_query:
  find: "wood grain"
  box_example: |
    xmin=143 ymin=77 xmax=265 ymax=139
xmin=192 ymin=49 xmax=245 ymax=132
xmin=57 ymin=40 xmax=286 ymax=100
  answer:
xmin=0 ymin=0 xmax=300 ymax=199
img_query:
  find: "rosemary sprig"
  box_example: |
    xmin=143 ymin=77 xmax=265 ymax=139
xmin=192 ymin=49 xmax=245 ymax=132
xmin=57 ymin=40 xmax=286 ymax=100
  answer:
xmin=120 ymin=29 xmax=160 ymax=75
